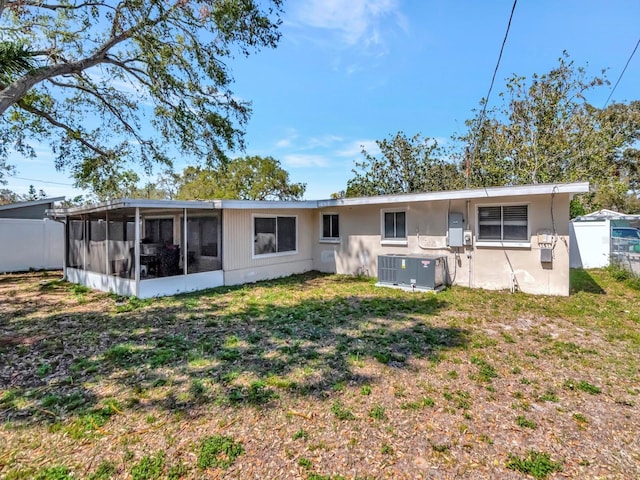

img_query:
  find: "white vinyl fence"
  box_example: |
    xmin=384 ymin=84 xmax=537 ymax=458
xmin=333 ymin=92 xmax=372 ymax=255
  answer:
xmin=0 ymin=218 xmax=64 ymax=272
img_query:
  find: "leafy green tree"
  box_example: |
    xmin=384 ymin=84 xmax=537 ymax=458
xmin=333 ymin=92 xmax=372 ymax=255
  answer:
xmin=0 ymin=188 xmax=19 ymax=205
xmin=23 ymin=184 xmax=46 ymax=201
xmin=460 ymin=53 xmax=640 ymax=212
xmin=176 ymin=156 xmax=306 ymax=201
xmin=0 ymin=0 xmax=283 ymax=189
xmin=345 ymin=132 xmax=464 ymax=197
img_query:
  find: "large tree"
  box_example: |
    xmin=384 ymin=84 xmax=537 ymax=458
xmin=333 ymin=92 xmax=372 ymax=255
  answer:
xmin=460 ymin=53 xmax=640 ymax=211
xmin=345 ymin=132 xmax=464 ymax=197
xmin=175 ymin=155 xmax=305 ymax=201
xmin=0 ymin=0 xmax=283 ymax=189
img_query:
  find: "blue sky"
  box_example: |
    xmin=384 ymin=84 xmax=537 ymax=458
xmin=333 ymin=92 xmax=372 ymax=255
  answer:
xmin=7 ymin=0 xmax=640 ymax=200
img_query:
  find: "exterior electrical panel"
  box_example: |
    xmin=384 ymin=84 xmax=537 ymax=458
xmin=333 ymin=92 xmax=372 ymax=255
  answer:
xmin=448 ymin=212 xmax=464 ymax=247
xmin=377 ymin=254 xmax=446 ymax=290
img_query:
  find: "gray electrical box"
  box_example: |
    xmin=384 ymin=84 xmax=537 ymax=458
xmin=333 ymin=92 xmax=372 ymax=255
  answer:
xmin=377 ymin=254 xmax=446 ymax=290
xmin=448 ymin=212 xmax=464 ymax=247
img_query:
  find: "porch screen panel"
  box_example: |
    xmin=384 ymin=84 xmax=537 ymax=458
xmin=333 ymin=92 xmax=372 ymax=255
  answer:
xmin=88 ymin=218 xmax=107 ymax=274
xmin=108 ymin=217 xmax=134 ymax=278
xmin=67 ymin=220 xmax=84 ymax=269
xmin=185 ymin=211 xmax=221 ymax=273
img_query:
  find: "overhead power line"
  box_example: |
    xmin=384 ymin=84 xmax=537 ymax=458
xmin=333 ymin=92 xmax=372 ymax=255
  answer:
xmin=467 ymin=0 xmax=518 ymax=188
xmin=477 ymin=0 xmax=518 ymax=131
xmin=603 ymin=37 xmax=640 ymax=108
xmin=6 ymin=174 xmax=75 ymax=187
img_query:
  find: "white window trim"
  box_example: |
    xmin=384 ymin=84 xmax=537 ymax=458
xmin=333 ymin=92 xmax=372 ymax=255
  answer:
xmin=252 ymin=214 xmax=298 ymax=259
xmin=380 ymin=208 xmax=408 ymax=245
xmin=320 ymin=212 xmax=340 ymax=243
xmin=476 ymin=203 xmax=531 ymax=248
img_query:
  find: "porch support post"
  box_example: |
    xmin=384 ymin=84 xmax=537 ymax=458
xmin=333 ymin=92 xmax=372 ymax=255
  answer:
xmin=183 ymin=208 xmax=188 ymax=275
xmin=83 ymin=215 xmax=87 ymax=271
xmin=134 ymin=208 xmax=140 ymax=296
xmin=105 ymin=211 xmax=110 ymax=276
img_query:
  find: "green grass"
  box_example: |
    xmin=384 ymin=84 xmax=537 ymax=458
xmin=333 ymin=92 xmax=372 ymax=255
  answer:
xmin=130 ymin=452 xmax=165 ymax=480
xmin=1 ymin=268 xmax=639 ymax=479
xmin=516 ymin=415 xmax=537 ymax=429
xmin=564 ymin=379 xmax=602 ymax=395
xmin=197 ymin=435 xmax=244 ymax=470
xmin=368 ymin=405 xmax=387 ymax=421
xmin=506 ymin=450 xmax=563 ymax=479
xmin=331 ymin=400 xmax=355 ymax=421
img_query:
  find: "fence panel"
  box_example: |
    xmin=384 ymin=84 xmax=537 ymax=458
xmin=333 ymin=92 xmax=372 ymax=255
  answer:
xmin=0 ymin=218 xmax=64 ymax=272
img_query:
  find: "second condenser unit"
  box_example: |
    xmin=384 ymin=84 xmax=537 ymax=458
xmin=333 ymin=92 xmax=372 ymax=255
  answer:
xmin=377 ymin=254 xmax=446 ymax=291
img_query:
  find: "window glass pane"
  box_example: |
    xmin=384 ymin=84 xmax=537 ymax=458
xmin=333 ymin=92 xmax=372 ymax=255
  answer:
xmin=144 ymin=219 xmax=173 ymax=245
xmin=322 ymin=214 xmax=339 ymax=238
xmin=503 ymin=205 xmax=528 ymax=240
xmin=277 ymin=216 xmax=296 ymax=252
xmin=384 ymin=212 xmax=395 ymax=238
xmin=322 ymin=214 xmax=331 ymax=238
xmin=396 ymin=212 xmax=406 ymax=238
xmin=479 ymin=224 xmax=502 ymax=240
xmin=331 ymin=214 xmax=339 ymax=238
xmin=254 ymin=217 xmax=276 ymax=255
xmin=503 ymin=225 xmax=528 ymax=240
xmin=478 ymin=206 xmax=502 ymax=240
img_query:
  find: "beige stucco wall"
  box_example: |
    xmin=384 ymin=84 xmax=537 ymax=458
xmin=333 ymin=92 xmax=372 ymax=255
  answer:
xmin=313 ymin=193 xmax=572 ymax=296
xmin=222 ymin=208 xmax=315 ymax=286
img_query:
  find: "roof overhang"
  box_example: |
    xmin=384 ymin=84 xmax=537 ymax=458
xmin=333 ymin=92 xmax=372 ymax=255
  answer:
xmin=48 ymin=182 xmax=590 ymax=218
xmin=0 ymin=196 xmax=65 ymax=212
xmin=317 ymin=182 xmax=590 ymax=208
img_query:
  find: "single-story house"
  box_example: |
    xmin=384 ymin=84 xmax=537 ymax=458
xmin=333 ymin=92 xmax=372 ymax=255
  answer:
xmin=0 ymin=197 xmax=65 ymax=272
xmin=48 ymin=182 xmax=589 ymax=298
xmin=570 ymin=209 xmax=640 ymax=269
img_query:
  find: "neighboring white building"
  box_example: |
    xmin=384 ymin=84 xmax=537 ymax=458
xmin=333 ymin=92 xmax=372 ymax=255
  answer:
xmin=49 ymin=182 xmax=589 ymax=298
xmin=570 ymin=209 xmax=640 ymax=269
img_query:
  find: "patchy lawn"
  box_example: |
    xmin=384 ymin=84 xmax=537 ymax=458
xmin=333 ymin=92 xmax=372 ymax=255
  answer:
xmin=0 ymin=269 xmax=638 ymax=479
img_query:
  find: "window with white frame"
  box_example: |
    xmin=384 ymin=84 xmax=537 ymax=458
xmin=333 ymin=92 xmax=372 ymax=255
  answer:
xmin=382 ymin=210 xmax=407 ymax=240
xmin=321 ymin=213 xmax=339 ymax=240
xmin=477 ymin=205 xmax=528 ymax=242
xmin=254 ymin=215 xmax=297 ymax=256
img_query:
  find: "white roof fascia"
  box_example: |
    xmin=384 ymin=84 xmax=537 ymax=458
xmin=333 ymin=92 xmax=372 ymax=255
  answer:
xmin=0 ymin=196 xmax=65 ymax=211
xmin=317 ymin=182 xmax=589 ymax=208
xmin=49 ymin=198 xmax=220 ymax=217
xmin=220 ymin=199 xmax=318 ymax=209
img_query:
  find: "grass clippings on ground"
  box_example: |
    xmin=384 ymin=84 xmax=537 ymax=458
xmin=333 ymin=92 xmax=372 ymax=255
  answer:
xmin=0 ymin=268 xmax=639 ymax=479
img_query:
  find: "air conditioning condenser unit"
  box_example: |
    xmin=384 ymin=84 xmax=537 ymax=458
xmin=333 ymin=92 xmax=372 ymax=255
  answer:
xmin=377 ymin=254 xmax=446 ymax=291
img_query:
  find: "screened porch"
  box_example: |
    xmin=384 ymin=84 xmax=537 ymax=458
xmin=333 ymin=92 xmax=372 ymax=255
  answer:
xmin=57 ymin=200 xmax=224 ymax=298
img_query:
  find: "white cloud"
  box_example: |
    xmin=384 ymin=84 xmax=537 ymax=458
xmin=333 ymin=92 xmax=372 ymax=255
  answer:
xmin=282 ymin=154 xmax=330 ymax=168
xmin=291 ymin=0 xmax=406 ymax=50
xmin=336 ymin=139 xmax=380 ymax=157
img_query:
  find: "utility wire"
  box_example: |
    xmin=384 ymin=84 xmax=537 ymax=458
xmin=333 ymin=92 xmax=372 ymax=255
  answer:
xmin=6 ymin=174 xmax=75 ymax=187
xmin=467 ymin=0 xmax=518 ymax=189
xmin=603 ymin=37 xmax=640 ymax=108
